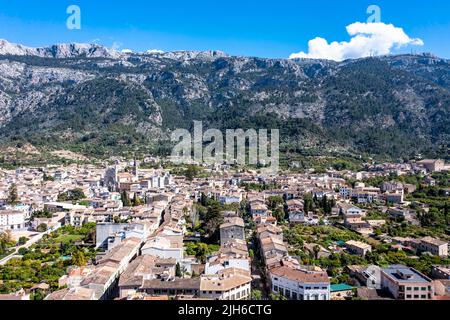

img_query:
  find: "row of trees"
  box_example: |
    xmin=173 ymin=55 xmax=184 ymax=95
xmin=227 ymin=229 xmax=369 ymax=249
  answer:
xmin=7 ymin=184 xmax=19 ymax=205
xmin=120 ymin=191 xmax=144 ymax=207
xmin=57 ymin=188 xmax=86 ymax=202
xmin=0 ymin=231 xmax=15 ymax=257
xmin=196 ymin=196 xmax=224 ymax=242
xmin=303 ymin=193 xmax=335 ymax=215
xmin=185 ymin=242 xmax=220 ymax=264
xmin=31 ymin=209 xmax=53 ymax=220
xmin=267 ymin=196 xmax=285 ymax=223
xmin=263 ymin=193 xmax=338 ymax=224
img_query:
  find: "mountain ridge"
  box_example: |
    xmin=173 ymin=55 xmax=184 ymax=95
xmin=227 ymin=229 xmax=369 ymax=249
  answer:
xmin=0 ymin=40 xmax=448 ymax=160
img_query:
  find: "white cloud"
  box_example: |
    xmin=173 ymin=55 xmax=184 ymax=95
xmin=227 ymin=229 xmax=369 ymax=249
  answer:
xmin=289 ymin=22 xmax=424 ymax=61
xmin=121 ymin=49 xmax=133 ymax=53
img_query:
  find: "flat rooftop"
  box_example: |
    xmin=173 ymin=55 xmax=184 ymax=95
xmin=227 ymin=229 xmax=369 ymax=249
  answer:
xmin=382 ymin=265 xmax=431 ymax=283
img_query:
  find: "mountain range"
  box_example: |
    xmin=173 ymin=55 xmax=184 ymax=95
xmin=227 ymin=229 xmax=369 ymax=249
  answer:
xmin=0 ymin=40 xmax=449 ymax=160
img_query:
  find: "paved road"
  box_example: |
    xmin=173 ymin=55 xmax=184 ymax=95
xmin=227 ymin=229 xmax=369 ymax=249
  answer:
xmin=0 ymin=231 xmax=49 ymax=265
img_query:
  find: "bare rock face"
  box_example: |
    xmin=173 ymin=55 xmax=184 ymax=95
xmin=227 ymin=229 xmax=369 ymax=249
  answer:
xmin=0 ymin=39 xmax=37 ymax=56
xmin=0 ymin=40 xmax=449 ymax=158
xmin=36 ymin=43 xmax=121 ymax=59
xmin=0 ymin=39 xmax=120 ymax=59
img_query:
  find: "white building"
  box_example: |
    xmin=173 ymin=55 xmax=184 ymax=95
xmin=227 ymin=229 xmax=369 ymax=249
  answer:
xmin=269 ymin=265 xmax=330 ymax=300
xmin=218 ymin=194 xmax=242 ymax=205
xmin=381 ymin=265 xmax=434 ymax=300
xmin=199 ymin=273 xmax=252 ymax=300
xmin=250 ymin=202 xmax=268 ymax=217
xmin=141 ymin=236 xmax=184 ymax=262
xmin=0 ymin=210 xmax=26 ymax=231
xmin=418 ymin=237 xmax=448 ymax=257
xmin=339 ymin=186 xmax=351 ymax=199
xmin=338 ymin=203 xmax=364 ymax=217
xmin=80 ymin=237 xmax=142 ymax=300
xmin=205 ymin=255 xmax=250 ymax=275
xmin=289 ymin=212 xmax=305 ymax=224
xmin=345 ymin=240 xmax=372 ymax=257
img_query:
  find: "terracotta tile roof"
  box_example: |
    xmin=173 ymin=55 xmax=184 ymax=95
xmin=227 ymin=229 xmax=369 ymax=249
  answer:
xmin=270 ymin=265 xmax=329 ymax=284
xmin=200 ymin=274 xmax=252 ymax=291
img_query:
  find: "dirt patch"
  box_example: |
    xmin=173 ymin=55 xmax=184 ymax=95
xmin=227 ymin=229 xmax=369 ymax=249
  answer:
xmin=51 ymin=150 xmax=89 ymax=162
xmin=4 ymin=143 xmax=41 ymax=155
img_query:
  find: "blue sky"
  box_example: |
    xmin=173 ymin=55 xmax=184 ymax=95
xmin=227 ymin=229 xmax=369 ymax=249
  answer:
xmin=0 ymin=0 xmax=449 ymax=59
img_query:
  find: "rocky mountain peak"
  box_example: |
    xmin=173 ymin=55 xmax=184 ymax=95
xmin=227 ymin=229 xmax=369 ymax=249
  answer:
xmin=0 ymin=39 xmax=120 ymax=59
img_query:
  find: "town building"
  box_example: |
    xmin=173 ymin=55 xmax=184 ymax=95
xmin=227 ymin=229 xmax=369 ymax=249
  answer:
xmin=380 ymin=265 xmax=434 ymax=300
xmin=432 ymin=266 xmax=450 ymax=280
xmin=199 ymin=272 xmax=252 ymax=300
xmin=219 ymin=216 xmax=245 ymax=246
xmin=269 ymin=265 xmax=330 ymax=300
xmin=118 ymin=255 xmax=176 ymax=298
xmin=417 ymin=159 xmax=445 ymax=173
xmin=417 ymin=237 xmax=449 ymax=257
xmin=0 ymin=209 xmax=26 ymax=231
xmin=79 ymin=237 xmax=142 ymax=300
xmin=141 ymin=236 xmax=184 ymax=262
xmin=345 ymin=240 xmax=372 ymax=257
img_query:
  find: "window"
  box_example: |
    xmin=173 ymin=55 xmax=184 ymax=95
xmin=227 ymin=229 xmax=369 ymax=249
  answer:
xmin=285 ymin=290 xmax=291 ymax=298
xmin=273 ymin=286 xmax=279 ymax=292
xmin=414 ymin=295 xmax=419 ymax=299
xmin=406 ymin=295 xmax=412 ymax=299
xmin=413 ymin=287 xmax=419 ymax=291
xmin=421 ymin=295 xmax=426 ymax=299
xmin=406 ymin=287 xmax=412 ymax=291
xmin=421 ymin=287 xmax=427 ymax=291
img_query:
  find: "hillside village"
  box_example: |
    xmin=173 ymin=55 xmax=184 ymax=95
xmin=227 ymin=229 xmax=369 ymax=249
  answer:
xmin=0 ymin=158 xmax=449 ymax=300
